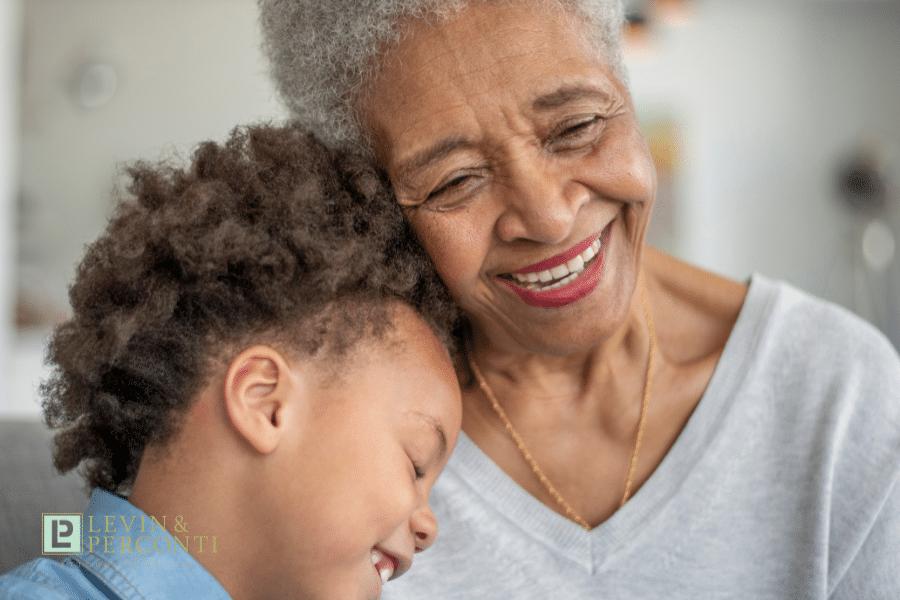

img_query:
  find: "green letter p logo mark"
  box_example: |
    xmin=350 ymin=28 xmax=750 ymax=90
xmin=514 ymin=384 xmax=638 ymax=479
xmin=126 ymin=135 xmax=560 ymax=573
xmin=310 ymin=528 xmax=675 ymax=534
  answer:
xmin=42 ymin=514 xmax=82 ymax=555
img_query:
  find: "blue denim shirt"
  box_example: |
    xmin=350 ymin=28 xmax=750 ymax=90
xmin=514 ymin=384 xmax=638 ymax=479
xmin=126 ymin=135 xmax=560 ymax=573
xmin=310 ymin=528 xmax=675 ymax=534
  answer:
xmin=0 ymin=489 xmax=231 ymax=600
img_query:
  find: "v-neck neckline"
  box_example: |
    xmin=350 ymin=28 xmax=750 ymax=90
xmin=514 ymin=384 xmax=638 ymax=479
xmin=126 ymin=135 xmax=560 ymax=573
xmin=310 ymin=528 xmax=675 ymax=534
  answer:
xmin=445 ymin=274 xmax=778 ymax=571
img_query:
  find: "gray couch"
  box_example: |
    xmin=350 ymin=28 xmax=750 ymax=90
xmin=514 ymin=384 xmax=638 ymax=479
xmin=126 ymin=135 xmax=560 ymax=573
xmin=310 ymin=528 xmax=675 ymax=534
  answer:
xmin=0 ymin=419 xmax=88 ymax=574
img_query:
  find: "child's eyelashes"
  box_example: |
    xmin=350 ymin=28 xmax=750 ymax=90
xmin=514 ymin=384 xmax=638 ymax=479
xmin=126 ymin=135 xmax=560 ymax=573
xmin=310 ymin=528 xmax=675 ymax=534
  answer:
xmin=407 ymin=453 xmax=427 ymax=481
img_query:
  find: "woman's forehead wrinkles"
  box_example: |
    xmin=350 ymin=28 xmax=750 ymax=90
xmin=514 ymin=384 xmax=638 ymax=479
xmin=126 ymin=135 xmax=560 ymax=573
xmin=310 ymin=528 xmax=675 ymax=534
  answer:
xmin=390 ymin=11 xmax=548 ymax=86
xmin=367 ymin=4 xmax=627 ymax=186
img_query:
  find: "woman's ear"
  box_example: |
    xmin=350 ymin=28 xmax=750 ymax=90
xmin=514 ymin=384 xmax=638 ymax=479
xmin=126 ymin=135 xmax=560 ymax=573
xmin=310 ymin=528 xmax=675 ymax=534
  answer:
xmin=224 ymin=345 xmax=302 ymax=454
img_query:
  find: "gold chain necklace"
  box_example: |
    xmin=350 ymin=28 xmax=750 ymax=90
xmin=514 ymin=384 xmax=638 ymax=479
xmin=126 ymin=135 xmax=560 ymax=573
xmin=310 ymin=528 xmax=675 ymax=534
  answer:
xmin=468 ymin=277 xmax=657 ymax=531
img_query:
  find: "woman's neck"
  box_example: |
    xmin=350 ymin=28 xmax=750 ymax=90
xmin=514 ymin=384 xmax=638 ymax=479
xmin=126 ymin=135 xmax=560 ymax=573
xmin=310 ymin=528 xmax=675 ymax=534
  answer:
xmin=466 ymin=273 xmax=652 ymax=418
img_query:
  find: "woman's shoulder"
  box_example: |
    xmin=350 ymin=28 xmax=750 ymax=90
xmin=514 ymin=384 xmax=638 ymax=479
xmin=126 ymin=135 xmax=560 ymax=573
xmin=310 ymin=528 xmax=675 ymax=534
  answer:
xmin=741 ymin=273 xmax=900 ymax=380
xmin=645 ymin=248 xmax=899 ymax=375
xmin=643 ymin=248 xmax=748 ymax=366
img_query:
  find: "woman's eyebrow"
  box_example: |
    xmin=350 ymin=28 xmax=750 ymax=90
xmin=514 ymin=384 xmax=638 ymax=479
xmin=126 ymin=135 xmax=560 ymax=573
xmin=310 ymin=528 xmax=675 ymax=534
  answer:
xmin=531 ymin=84 xmax=613 ymax=112
xmin=397 ymin=136 xmax=473 ymax=181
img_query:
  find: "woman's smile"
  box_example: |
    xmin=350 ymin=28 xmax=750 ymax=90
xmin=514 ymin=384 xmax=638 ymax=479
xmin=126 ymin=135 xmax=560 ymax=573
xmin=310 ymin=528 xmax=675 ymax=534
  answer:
xmin=508 ymin=229 xmax=602 ymax=283
xmin=497 ymin=224 xmax=610 ymax=307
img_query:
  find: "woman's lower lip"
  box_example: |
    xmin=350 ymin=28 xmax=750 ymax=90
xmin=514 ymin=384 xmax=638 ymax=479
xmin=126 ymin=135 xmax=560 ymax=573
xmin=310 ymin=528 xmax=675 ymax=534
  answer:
xmin=498 ymin=225 xmax=610 ymax=308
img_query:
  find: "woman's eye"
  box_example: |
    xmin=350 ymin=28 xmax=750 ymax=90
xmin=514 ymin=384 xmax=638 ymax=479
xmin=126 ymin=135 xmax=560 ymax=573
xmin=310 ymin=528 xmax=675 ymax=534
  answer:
xmin=549 ymin=116 xmax=602 ymax=150
xmin=418 ymin=170 xmax=485 ymax=212
xmin=427 ymin=174 xmax=471 ymax=200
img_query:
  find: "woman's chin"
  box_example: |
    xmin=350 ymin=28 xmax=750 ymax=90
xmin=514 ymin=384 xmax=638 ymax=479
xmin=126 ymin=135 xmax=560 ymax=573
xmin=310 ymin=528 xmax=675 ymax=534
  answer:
xmin=475 ymin=286 xmax=635 ymax=358
xmin=478 ymin=233 xmax=639 ymax=355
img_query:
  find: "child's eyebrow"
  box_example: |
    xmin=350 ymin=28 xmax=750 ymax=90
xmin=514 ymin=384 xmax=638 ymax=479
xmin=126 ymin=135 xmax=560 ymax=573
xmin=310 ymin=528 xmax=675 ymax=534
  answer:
xmin=414 ymin=412 xmax=448 ymax=462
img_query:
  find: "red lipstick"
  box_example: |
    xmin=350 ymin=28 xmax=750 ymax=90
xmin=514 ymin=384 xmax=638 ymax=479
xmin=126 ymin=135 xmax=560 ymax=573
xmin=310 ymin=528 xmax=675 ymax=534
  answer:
xmin=511 ymin=231 xmax=600 ymax=274
xmin=499 ymin=224 xmax=611 ymax=308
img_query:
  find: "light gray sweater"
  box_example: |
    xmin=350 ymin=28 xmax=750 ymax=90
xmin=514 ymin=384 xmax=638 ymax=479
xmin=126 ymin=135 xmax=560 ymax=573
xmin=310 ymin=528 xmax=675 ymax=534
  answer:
xmin=384 ymin=275 xmax=900 ymax=599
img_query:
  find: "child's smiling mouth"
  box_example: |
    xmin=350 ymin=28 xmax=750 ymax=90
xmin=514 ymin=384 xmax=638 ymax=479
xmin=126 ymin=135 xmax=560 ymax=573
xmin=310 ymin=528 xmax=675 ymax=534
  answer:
xmin=371 ymin=548 xmax=397 ymax=583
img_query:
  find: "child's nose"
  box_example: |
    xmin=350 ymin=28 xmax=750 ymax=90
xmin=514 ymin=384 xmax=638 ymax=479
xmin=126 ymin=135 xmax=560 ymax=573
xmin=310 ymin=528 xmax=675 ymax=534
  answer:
xmin=411 ymin=504 xmax=438 ymax=552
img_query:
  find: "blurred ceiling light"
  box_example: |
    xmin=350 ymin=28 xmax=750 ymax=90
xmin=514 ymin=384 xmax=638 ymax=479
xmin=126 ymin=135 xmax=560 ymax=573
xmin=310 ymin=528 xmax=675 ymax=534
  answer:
xmin=71 ymin=62 xmax=117 ymax=109
xmin=836 ymin=142 xmax=894 ymax=214
xmin=862 ymin=219 xmax=896 ymax=272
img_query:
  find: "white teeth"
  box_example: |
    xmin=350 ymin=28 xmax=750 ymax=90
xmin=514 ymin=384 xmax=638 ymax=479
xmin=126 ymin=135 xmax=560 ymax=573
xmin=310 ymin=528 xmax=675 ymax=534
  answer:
xmin=373 ymin=549 xmax=394 ymax=584
xmin=581 ymin=241 xmax=599 ymax=264
xmin=379 ymin=565 xmax=393 ymax=583
xmin=508 ymin=236 xmax=602 ymax=289
xmin=566 ymin=255 xmax=584 ymax=272
xmin=549 ymin=271 xmax=579 ymax=289
xmin=549 ymin=264 xmax=569 ymax=279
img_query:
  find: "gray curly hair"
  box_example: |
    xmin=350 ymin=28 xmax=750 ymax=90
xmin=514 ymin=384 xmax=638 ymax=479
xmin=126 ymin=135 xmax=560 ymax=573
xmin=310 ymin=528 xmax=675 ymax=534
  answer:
xmin=259 ymin=0 xmax=627 ymax=151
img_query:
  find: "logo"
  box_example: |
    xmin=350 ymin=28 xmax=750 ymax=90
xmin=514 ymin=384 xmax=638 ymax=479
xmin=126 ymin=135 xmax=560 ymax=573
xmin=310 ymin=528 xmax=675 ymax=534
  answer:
xmin=42 ymin=514 xmax=83 ymax=555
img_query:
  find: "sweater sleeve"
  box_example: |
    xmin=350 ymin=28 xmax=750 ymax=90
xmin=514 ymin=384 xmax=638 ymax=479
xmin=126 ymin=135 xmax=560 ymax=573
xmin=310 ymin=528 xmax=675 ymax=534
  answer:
xmin=829 ymin=476 xmax=900 ymax=599
xmin=825 ymin=316 xmax=900 ymax=599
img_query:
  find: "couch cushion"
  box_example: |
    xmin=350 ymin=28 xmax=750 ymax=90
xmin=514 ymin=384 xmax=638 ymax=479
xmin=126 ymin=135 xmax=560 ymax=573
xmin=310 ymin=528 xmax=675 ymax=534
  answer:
xmin=0 ymin=419 xmax=87 ymax=574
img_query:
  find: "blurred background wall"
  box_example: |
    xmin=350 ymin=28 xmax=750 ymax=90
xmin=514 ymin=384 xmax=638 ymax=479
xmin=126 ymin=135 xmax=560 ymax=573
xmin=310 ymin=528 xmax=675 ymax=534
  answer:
xmin=626 ymin=0 xmax=900 ymax=345
xmin=4 ymin=0 xmax=285 ymax=416
xmin=1 ymin=0 xmax=899 ymax=416
xmin=1 ymin=0 xmax=21 ymax=417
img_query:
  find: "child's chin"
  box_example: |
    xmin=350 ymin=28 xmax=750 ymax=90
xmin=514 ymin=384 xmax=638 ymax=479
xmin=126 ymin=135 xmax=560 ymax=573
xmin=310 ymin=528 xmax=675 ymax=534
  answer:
xmin=328 ymin=572 xmax=383 ymax=600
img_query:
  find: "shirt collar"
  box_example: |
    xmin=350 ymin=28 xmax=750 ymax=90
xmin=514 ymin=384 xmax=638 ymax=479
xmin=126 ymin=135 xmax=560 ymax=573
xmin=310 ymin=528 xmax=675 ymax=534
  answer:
xmin=72 ymin=488 xmax=232 ymax=600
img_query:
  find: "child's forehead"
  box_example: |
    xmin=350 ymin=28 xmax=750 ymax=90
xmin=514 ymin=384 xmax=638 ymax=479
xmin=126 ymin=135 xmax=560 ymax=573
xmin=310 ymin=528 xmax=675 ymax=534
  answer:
xmin=319 ymin=306 xmax=457 ymax=398
xmin=256 ymin=305 xmax=455 ymax=424
xmin=317 ymin=319 xmax=462 ymax=455
xmin=372 ymin=308 xmax=452 ymax=376
xmin=327 ymin=304 xmax=450 ymax=373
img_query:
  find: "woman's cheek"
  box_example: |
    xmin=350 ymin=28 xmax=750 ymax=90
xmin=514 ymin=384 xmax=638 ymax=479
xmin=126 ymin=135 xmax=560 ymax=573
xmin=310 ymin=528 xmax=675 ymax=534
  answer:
xmin=409 ymin=208 xmax=485 ymax=291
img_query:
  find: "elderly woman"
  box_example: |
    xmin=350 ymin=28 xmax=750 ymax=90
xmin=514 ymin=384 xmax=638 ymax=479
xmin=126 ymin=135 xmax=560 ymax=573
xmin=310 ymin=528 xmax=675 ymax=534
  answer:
xmin=259 ymin=1 xmax=900 ymax=597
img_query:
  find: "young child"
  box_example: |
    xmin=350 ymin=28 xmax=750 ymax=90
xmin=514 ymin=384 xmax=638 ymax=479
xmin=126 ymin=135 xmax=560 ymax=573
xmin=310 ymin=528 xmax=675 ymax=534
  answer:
xmin=0 ymin=123 xmax=462 ymax=600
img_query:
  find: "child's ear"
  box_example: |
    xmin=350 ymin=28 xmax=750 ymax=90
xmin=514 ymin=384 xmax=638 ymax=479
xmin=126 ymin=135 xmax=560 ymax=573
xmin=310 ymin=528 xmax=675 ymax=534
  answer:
xmin=224 ymin=345 xmax=302 ymax=454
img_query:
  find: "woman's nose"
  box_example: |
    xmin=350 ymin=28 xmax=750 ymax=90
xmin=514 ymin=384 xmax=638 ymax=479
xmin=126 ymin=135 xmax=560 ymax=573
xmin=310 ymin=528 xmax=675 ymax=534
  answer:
xmin=493 ymin=153 xmax=589 ymax=244
xmin=411 ymin=503 xmax=439 ymax=552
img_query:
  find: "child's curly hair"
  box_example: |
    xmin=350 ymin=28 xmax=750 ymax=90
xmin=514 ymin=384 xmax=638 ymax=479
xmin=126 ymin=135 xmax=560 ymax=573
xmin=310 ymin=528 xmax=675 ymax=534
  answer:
xmin=40 ymin=122 xmax=458 ymax=495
